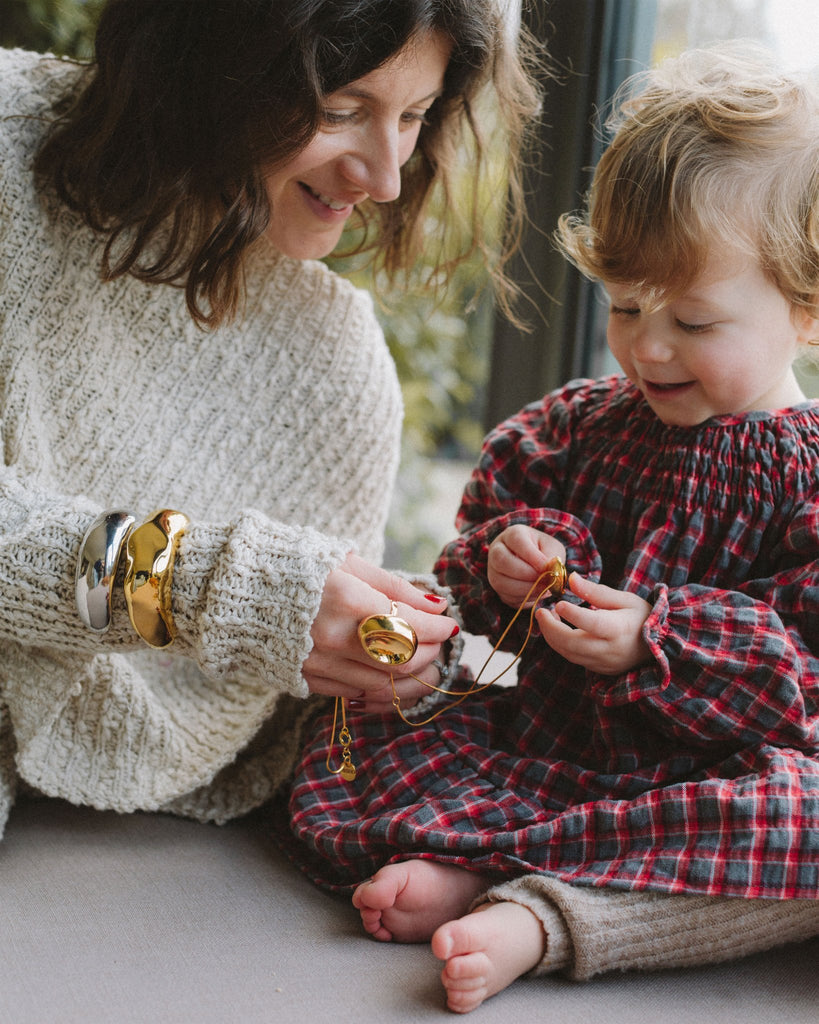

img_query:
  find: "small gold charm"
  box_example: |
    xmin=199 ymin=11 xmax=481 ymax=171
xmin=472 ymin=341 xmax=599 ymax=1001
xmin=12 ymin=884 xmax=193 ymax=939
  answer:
xmin=327 ymin=707 xmax=358 ymax=781
xmin=542 ymin=556 xmax=568 ymax=596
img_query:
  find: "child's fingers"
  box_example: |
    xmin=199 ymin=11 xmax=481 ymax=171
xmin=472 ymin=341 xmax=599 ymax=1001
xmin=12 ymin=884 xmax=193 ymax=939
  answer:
xmin=568 ymin=572 xmax=643 ymax=611
xmin=535 ymin=605 xmax=579 ymax=645
xmin=498 ymin=524 xmax=565 ymax=574
xmin=552 ymin=599 xmax=606 ymax=636
xmin=490 ymin=542 xmax=539 ymax=583
xmin=500 ymin=524 xmax=545 ymax=562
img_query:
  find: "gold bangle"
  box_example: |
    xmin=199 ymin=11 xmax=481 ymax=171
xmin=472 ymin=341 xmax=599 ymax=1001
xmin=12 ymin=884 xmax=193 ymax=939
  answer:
xmin=123 ymin=509 xmax=189 ymax=648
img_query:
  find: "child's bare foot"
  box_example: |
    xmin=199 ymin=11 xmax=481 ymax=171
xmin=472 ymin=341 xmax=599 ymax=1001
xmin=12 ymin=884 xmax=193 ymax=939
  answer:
xmin=431 ymin=902 xmax=546 ymax=1013
xmin=352 ymin=860 xmax=489 ymax=943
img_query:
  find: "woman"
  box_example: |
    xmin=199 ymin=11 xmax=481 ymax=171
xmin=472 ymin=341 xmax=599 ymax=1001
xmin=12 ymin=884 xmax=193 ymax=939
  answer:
xmin=0 ymin=0 xmax=540 ymax=833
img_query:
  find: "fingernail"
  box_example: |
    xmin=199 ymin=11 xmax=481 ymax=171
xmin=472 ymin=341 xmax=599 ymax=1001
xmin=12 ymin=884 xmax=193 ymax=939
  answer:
xmin=424 ymin=593 xmax=446 ymax=603
xmin=347 ymin=700 xmax=365 ymax=711
xmin=450 ymin=624 xmax=460 ymax=637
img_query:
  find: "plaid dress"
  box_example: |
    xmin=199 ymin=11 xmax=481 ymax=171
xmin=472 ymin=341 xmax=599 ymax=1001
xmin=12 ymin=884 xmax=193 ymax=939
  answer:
xmin=288 ymin=376 xmax=819 ymax=898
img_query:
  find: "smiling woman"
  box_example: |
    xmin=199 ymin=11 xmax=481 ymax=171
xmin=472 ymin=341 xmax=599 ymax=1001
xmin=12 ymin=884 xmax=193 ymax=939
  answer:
xmin=33 ymin=0 xmax=540 ymax=329
xmin=0 ymin=0 xmax=541 ymax=869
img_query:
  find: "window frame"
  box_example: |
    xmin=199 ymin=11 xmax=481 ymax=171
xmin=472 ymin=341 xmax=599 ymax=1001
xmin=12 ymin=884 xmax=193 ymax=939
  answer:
xmin=486 ymin=0 xmax=657 ymax=428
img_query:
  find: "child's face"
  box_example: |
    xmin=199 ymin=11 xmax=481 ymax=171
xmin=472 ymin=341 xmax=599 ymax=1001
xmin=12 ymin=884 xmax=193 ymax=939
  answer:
xmin=604 ymin=250 xmax=816 ymax=426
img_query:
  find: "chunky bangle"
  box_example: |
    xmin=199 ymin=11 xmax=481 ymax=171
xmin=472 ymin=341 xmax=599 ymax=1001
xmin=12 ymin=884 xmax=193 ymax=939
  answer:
xmin=75 ymin=510 xmax=135 ymax=633
xmin=123 ymin=509 xmax=189 ymax=649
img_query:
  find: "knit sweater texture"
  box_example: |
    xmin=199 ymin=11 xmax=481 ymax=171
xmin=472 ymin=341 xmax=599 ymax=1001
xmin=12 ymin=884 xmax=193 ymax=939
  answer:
xmin=0 ymin=49 xmax=403 ymax=832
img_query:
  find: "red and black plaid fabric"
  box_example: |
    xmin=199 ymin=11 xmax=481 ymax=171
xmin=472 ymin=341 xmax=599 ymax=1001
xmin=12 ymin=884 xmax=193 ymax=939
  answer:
xmin=288 ymin=377 xmax=819 ymax=898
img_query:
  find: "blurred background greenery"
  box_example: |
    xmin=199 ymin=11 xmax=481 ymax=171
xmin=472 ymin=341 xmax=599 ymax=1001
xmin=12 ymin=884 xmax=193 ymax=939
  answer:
xmin=1 ymin=0 xmax=103 ymax=58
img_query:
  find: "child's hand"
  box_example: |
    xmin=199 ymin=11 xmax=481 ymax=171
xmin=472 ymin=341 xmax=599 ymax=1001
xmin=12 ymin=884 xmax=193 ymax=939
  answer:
xmin=488 ymin=524 xmax=567 ymax=607
xmin=536 ymin=573 xmax=652 ymax=675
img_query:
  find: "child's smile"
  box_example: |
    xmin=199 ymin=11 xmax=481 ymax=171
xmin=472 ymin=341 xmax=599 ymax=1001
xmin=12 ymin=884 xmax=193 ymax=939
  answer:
xmin=604 ymin=249 xmax=816 ymax=426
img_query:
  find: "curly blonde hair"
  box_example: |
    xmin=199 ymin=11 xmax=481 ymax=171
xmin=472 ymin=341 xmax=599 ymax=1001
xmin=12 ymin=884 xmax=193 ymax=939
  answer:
xmin=556 ymin=42 xmax=819 ymax=324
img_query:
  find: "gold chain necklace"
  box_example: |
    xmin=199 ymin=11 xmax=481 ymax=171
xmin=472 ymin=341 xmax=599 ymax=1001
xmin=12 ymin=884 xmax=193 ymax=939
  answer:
xmin=326 ymin=558 xmax=568 ymax=782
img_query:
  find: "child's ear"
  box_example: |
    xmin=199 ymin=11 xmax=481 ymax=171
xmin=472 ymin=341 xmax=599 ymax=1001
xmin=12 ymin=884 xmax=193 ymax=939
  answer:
xmin=793 ymin=302 xmax=819 ymax=347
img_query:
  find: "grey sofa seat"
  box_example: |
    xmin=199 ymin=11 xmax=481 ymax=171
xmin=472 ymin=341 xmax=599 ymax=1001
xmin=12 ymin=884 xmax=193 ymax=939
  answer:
xmin=1 ymin=797 xmax=817 ymax=1024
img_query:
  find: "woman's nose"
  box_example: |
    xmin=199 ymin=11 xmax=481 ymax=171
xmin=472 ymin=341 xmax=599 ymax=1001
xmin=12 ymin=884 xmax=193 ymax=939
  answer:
xmin=341 ymin=126 xmax=405 ymax=203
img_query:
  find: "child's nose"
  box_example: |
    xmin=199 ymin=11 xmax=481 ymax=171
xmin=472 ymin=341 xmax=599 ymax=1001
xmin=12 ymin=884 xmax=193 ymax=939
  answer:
xmin=632 ymin=327 xmax=674 ymax=363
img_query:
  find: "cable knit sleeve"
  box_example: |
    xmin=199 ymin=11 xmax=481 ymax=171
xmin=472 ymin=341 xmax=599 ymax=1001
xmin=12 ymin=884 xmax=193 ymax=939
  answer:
xmin=172 ymin=512 xmax=349 ymax=694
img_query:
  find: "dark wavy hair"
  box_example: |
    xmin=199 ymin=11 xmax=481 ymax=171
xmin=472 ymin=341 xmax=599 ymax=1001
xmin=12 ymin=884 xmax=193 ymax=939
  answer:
xmin=35 ymin=0 xmax=542 ymax=328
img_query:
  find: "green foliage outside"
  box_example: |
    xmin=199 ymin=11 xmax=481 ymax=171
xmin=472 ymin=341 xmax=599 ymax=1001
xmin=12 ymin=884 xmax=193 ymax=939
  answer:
xmin=3 ymin=0 xmax=493 ymax=569
xmin=1 ymin=0 xmax=105 ymax=58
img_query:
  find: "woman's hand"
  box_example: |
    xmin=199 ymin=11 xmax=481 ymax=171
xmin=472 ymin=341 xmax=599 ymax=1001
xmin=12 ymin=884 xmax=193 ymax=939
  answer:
xmin=536 ymin=573 xmax=652 ymax=676
xmin=303 ymin=552 xmax=457 ymax=709
xmin=488 ymin=524 xmax=567 ymax=607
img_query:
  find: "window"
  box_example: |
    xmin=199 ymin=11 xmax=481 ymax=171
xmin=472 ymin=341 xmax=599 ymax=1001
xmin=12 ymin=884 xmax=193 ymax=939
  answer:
xmin=408 ymin=0 xmax=818 ymax=569
xmin=487 ymin=0 xmax=819 ymax=430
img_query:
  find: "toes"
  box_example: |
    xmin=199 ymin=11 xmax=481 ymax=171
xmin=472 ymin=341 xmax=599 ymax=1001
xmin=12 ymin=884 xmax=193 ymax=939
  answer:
xmin=368 ymin=923 xmax=395 ymax=942
xmin=358 ymin=906 xmax=395 ymax=942
xmin=443 ymin=950 xmax=492 ymax=983
xmin=441 ymin=965 xmax=489 ymax=1015
xmin=351 ymin=880 xmax=372 ymax=910
xmin=431 ymin=917 xmax=474 ymax=961
xmin=352 ymin=872 xmax=400 ymax=912
xmin=446 ymin=988 xmax=488 ymax=1015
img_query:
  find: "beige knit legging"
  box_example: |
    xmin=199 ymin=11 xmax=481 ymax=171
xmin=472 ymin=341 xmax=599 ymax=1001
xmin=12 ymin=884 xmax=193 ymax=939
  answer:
xmin=478 ymin=874 xmax=819 ymax=981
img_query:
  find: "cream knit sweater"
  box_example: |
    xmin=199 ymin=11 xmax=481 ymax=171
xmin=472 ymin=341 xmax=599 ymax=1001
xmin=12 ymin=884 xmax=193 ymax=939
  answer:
xmin=0 ymin=49 xmax=403 ymax=833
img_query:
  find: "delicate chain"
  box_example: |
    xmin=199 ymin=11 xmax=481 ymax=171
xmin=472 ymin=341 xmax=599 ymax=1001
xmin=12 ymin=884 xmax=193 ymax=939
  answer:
xmin=389 ymin=561 xmax=566 ymax=726
xmin=326 ymin=559 xmax=567 ymax=780
xmin=326 ymin=691 xmax=358 ymax=780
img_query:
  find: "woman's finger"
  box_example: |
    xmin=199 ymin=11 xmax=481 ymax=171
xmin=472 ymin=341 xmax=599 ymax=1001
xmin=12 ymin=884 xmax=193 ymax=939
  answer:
xmin=342 ymin=553 xmax=451 ymax=615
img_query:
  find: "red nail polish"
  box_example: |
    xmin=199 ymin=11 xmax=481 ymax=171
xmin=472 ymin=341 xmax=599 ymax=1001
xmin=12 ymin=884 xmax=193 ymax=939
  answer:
xmin=450 ymin=624 xmax=460 ymax=637
xmin=424 ymin=593 xmax=445 ymax=603
xmin=347 ymin=700 xmax=365 ymax=711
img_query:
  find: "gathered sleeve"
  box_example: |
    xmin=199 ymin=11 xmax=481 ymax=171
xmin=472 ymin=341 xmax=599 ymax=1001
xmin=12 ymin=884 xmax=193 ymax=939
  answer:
xmin=435 ymin=385 xmax=603 ymax=649
xmin=592 ymin=501 xmax=819 ymax=751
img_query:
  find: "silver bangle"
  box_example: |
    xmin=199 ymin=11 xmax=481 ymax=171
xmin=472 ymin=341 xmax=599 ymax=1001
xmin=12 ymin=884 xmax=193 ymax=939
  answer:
xmin=75 ymin=510 xmax=135 ymax=633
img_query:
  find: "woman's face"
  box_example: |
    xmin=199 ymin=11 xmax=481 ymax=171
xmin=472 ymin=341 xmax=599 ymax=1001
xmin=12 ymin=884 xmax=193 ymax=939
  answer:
xmin=263 ymin=30 xmax=452 ymax=259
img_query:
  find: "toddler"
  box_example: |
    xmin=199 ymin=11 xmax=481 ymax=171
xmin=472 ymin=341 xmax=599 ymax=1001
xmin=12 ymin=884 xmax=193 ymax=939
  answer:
xmin=288 ymin=42 xmax=819 ymax=1012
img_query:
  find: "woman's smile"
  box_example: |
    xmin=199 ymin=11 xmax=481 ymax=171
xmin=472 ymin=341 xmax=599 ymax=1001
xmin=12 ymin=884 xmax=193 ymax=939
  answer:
xmin=298 ymin=182 xmax=356 ymax=217
xmin=263 ymin=31 xmax=451 ymax=260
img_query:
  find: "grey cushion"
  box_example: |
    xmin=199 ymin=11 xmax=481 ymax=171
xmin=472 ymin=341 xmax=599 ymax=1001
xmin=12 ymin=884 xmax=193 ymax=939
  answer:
xmin=1 ymin=798 xmax=816 ymax=1023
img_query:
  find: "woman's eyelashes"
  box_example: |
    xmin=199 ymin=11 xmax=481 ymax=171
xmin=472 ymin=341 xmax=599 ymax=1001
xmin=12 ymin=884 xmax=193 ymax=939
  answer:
xmin=320 ymin=108 xmax=361 ymax=127
xmin=319 ymin=107 xmax=432 ymax=129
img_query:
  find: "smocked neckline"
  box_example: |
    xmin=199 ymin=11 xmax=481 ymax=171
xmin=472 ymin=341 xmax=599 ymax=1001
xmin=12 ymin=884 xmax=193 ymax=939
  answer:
xmin=613 ymin=377 xmax=819 ymax=436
